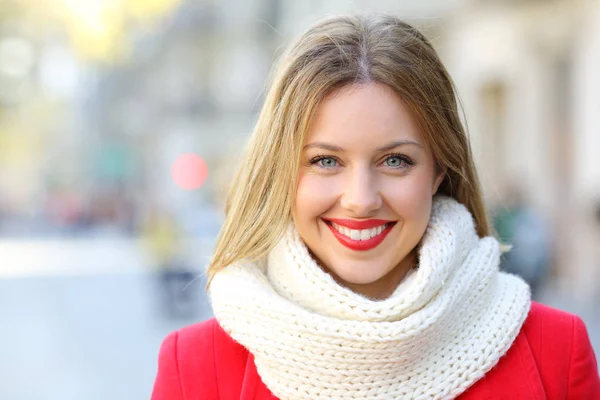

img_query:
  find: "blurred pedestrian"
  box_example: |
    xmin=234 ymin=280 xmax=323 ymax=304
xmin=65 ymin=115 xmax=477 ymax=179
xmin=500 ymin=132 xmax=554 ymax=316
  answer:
xmin=152 ymin=14 xmax=599 ymax=399
xmin=493 ymin=184 xmax=551 ymax=297
xmin=142 ymin=207 xmax=195 ymax=319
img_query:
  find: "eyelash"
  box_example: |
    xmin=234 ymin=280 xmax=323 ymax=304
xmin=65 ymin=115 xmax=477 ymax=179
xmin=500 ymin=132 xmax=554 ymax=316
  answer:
xmin=309 ymin=153 xmax=415 ymax=170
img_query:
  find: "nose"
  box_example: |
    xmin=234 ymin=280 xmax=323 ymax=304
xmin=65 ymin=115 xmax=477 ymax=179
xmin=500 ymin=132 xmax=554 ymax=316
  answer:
xmin=340 ymin=167 xmax=383 ymax=217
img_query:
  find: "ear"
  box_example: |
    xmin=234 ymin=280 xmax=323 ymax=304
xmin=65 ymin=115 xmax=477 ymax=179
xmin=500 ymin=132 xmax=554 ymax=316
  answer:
xmin=432 ymin=167 xmax=447 ymax=195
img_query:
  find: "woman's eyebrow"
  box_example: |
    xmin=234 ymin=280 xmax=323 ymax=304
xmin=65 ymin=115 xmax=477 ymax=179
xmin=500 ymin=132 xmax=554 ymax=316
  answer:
xmin=303 ymin=142 xmax=344 ymax=151
xmin=377 ymin=140 xmax=423 ymax=151
xmin=303 ymin=140 xmax=423 ymax=152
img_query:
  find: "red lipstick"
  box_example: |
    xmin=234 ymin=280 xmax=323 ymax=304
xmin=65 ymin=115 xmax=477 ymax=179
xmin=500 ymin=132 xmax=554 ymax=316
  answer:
xmin=322 ymin=218 xmax=396 ymax=251
xmin=325 ymin=219 xmax=393 ymax=229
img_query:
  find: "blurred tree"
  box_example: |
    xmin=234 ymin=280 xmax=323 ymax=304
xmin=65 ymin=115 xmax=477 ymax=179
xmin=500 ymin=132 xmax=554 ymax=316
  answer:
xmin=6 ymin=0 xmax=182 ymax=63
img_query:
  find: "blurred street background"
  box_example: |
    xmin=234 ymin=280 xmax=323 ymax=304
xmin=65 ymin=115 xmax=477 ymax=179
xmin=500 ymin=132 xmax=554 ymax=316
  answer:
xmin=0 ymin=0 xmax=599 ymax=399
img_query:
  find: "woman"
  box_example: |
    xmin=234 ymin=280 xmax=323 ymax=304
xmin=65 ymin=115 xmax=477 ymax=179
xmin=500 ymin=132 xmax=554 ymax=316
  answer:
xmin=151 ymin=14 xmax=600 ymax=399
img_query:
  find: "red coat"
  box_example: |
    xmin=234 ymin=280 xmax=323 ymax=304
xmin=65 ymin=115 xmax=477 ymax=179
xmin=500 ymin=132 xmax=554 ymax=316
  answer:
xmin=151 ymin=302 xmax=600 ymax=399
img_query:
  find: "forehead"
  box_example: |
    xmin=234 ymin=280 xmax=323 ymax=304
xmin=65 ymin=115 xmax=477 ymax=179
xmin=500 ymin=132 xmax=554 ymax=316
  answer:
xmin=306 ymin=82 xmax=423 ymax=148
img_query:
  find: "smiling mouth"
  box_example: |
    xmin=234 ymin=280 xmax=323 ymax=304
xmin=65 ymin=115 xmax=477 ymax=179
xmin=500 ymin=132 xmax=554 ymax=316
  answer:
xmin=322 ymin=219 xmax=397 ymax=251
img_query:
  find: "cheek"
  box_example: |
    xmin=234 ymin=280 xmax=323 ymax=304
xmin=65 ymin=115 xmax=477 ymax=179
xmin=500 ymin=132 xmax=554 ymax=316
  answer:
xmin=382 ymin=171 xmax=436 ymax=221
xmin=294 ymin=172 xmax=340 ymax=221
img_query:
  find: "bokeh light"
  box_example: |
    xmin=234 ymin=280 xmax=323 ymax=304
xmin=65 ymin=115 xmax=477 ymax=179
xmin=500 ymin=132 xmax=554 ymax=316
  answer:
xmin=171 ymin=153 xmax=207 ymax=190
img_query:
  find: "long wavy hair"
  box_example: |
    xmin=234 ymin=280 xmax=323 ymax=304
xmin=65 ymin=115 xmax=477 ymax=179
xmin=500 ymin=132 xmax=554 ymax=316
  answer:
xmin=206 ymin=14 xmax=490 ymax=286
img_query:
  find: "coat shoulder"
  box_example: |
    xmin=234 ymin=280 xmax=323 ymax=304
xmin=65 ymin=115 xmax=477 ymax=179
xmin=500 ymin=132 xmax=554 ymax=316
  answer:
xmin=176 ymin=317 xmax=220 ymax=354
xmin=152 ymin=318 xmax=251 ymax=399
xmin=151 ymin=318 xmax=220 ymax=399
xmin=178 ymin=317 xmax=250 ymax=371
xmin=460 ymin=301 xmax=599 ymax=400
xmin=523 ymin=301 xmax=576 ymax=333
xmin=520 ymin=301 xmax=599 ymax=399
xmin=521 ymin=301 xmax=591 ymax=366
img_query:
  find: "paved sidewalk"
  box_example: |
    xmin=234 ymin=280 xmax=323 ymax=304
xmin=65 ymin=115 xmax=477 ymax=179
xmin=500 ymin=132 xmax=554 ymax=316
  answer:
xmin=0 ymin=272 xmax=212 ymax=400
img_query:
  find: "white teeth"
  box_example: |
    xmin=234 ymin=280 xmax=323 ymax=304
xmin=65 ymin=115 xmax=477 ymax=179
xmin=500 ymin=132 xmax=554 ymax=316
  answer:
xmin=330 ymin=222 xmax=390 ymax=241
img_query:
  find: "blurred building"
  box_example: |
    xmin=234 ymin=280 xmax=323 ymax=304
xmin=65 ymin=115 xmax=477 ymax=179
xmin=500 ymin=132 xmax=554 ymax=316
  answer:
xmin=86 ymin=0 xmax=280 ymax=214
xmin=1 ymin=3 xmax=598 ymax=399
xmin=0 ymin=0 xmax=598 ymax=298
xmin=440 ymin=0 xmax=600 ymax=300
xmin=0 ymin=0 xmax=280 ymax=234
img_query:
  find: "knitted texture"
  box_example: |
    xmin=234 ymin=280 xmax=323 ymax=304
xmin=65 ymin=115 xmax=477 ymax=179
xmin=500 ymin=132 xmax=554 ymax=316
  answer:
xmin=209 ymin=196 xmax=531 ymax=400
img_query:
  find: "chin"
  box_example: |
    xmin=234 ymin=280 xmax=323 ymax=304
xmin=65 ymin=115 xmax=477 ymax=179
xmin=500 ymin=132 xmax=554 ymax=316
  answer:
xmin=331 ymin=263 xmax=387 ymax=285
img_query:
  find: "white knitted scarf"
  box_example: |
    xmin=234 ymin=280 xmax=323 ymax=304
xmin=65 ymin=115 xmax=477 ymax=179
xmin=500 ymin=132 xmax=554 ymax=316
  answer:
xmin=209 ymin=196 xmax=531 ymax=400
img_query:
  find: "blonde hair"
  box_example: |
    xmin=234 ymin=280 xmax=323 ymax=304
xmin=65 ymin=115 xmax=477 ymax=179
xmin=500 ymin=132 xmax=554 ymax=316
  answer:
xmin=207 ymin=14 xmax=490 ymax=285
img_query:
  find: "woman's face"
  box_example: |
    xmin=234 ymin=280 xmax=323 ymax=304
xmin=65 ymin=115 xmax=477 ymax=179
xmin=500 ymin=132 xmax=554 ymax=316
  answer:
xmin=293 ymin=83 xmax=445 ymax=299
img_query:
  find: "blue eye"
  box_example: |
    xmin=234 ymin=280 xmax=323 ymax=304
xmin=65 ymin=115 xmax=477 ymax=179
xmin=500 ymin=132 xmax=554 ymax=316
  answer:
xmin=312 ymin=156 xmax=338 ymax=168
xmin=384 ymin=154 xmax=413 ymax=168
